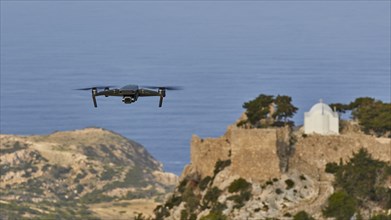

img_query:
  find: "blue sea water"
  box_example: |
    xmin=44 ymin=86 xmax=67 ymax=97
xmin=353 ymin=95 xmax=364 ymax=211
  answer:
xmin=1 ymin=2 xmax=390 ymax=175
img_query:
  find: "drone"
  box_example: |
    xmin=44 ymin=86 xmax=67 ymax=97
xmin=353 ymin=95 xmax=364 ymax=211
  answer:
xmin=76 ymin=84 xmax=182 ymax=108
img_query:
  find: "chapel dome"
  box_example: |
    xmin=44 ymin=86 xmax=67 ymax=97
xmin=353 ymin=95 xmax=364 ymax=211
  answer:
xmin=308 ymin=102 xmax=334 ymax=115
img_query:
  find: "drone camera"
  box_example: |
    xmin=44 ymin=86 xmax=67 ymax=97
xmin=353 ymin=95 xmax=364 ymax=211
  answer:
xmin=122 ymin=96 xmax=136 ymax=104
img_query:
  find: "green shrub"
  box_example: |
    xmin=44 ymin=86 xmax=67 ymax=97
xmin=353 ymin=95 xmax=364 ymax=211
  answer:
xmin=213 ymin=160 xmax=231 ymax=176
xmin=134 ymin=212 xmax=148 ymax=220
xmin=50 ymin=165 xmax=71 ymax=179
xmin=211 ymin=202 xmax=227 ymax=213
xmin=325 ymin=162 xmax=340 ymax=174
xmin=178 ymin=178 xmax=188 ymax=193
xmin=203 ymin=187 xmax=222 ymax=206
xmin=74 ymin=171 xmax=87 ymax=183
xmin=180 ymin=210 xmax=188 ymax=220
xmin=275 ymin=188 xmax=283 ymax=194
xmin=182 ymin=188 xmax=199 ymax=212
xmin=285 ymin=179 xmax=295 ymax=189
xmin=189 ymin=214 xmax=197 ymax=220
xmin=227 ymin=191 xmax=252 ymax=209
xmin=331 ymin=148 xmax=390 ymax=206
xmin=293 ymin=211 xmax=314 ymax=220
xmin=228 ymin=178 xmax=251 ymax=193
xmin=370 ymin=214 xmax=391 ymax=220
xmin=200 ymin=211 xmax=228 ymax=220
xmin=80 ymin=190 xmax=114 ymax=203
xmin=323 ymin=191 xmax=357 ymax=220
xmin=165 ymin=195 xmax=182 ymax=209
xmin=83 ymin=146 xmax=100 ymax=159
xmin=100 ymin=167 xmax=116 ymax=180
xmin=99 ymin=144 xmax=120 ymax=164
xmin=199 ymin=176 xmax=212 ymax=191
xmin=0 ymin=141 xmax=28 ymax=154
xmin=154 ymin=205 xmax=170 ymax=220
xmin=236 ymin=120 xmax=247 ymax=128
xmin=125 ymin=190 xmax=156 ymax=200
xmin=102 ymin=167 xmax=146 ymax=191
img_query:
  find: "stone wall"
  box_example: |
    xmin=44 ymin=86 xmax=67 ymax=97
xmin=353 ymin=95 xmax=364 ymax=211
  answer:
xmin=189 ymin=120 xmax=391 ymax=183
xmin=190 ymin=125 xmax=284 ymax=182
xmin=230 ymin=127 xmax=281 ymax=182
xmin=290 ymin=133 xmax=391 ymax=179
xmin=190 ymin=134 xmax=231 ymax=178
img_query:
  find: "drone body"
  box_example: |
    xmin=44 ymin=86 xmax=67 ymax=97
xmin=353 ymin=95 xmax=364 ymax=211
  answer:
xmin=77 ymin=84 xmax=181 ymax=108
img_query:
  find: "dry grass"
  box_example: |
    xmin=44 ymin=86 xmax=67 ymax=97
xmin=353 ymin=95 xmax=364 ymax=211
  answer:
xmin=89 ymin=199 xmax=159 ymax=219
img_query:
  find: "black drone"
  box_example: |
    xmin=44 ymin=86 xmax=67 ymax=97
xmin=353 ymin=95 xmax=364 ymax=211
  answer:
xmin=76 ymin=84 xmax=182 ymax=108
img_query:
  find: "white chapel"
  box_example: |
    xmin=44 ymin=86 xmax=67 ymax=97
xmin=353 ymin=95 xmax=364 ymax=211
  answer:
xmin=304 ymin=100 xmax=339 ymax=135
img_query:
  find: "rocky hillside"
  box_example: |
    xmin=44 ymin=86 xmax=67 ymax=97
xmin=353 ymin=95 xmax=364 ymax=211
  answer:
xmin=155 ymin=161 xmax=319 ymax=219
xmin=0 ymin=128 xmax=177 ymax=219
xmin=156 ymin=116 xmax=391 ymax=219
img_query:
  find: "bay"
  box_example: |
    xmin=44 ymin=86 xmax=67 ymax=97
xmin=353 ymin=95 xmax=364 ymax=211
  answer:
xmin=1 ymin=1 xmax=390 ymax=174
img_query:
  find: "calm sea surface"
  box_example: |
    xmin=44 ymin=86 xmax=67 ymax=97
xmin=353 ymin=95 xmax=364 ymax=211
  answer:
xmin=1 ymin=2 xmax=390 ymax=174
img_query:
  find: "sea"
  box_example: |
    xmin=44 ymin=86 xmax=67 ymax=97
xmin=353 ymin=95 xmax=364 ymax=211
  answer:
xmin=1 ymin=1 xmax=390 ymax=175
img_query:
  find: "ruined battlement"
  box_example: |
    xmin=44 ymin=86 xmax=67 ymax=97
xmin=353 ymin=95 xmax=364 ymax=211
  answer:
xmin=187 ymin=117 xmax=390 ymax=183
xmin=189 ymin=125 xmax=291 ymax=182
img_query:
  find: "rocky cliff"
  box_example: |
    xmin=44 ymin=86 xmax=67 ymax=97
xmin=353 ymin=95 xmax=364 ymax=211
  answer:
xmin=158 ymin=116 xmax=390 ymax=219
xmin=0 ymin=128 xmax=178 ymax=219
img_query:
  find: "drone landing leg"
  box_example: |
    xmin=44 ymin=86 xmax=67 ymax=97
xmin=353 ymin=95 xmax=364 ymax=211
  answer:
xmin=92 ymin=89 xmax=98 ymax=108
xmin=159 ymin=96 xmax=164 ymax=108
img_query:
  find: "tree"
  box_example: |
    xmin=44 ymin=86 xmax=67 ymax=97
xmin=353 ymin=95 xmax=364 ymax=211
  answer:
xmin=330 ymin=97 xmax=390 ymax=137
xmin=242 ymin=94 xmax=274 ymax=127
xmin=352 ymin=101 xmax=391 ymax=136
xmin=349 ymin=97 xmax=376 ymax=111
xmin=273 ymin=95 xmax=298 ymax=125
xmin=241 ymin=94 xmax=298 ymax=128
xmin=329 ymin=103 xmax=349 ymax=114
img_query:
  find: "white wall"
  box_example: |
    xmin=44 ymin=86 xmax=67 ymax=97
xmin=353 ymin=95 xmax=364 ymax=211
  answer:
xmin=304 ymin=111 xmax=339 ymax=135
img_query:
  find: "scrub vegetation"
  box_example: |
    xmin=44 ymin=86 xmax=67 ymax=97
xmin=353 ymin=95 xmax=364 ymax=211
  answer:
xmin=330 ymin=97 xmax=391 ymax=137
xmin=324 ymin=148 xmax=391 ymax=219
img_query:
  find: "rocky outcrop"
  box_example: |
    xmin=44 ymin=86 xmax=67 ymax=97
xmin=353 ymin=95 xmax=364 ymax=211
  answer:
xmin=0 ymin=128 xmax=178 ymax=219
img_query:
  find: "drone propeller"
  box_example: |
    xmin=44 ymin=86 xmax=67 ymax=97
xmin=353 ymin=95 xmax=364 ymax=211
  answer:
xmin=141 ymin=86 xmax=182 ymax=107
xmin=141 ymin=86 xmax=183 ymax=91
xmin=75 ymin=86 xmax=116 ymax=91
